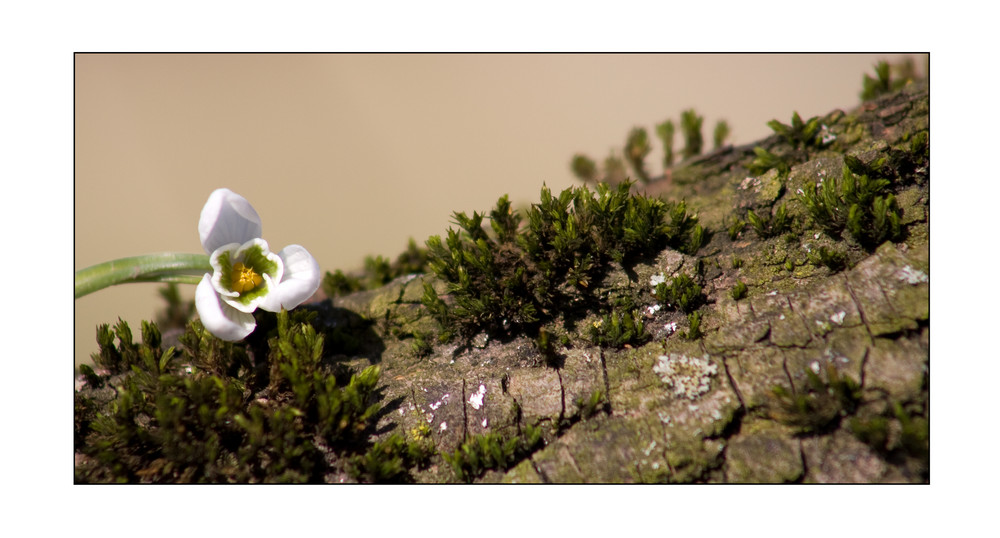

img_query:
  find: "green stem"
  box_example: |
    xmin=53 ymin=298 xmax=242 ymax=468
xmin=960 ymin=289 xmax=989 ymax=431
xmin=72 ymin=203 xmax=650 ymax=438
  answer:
xmin=75 ymin=253 xmax=212 ymax=299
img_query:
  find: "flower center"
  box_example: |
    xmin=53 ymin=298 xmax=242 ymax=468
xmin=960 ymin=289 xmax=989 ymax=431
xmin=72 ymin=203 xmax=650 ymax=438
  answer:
xmin=230 ymin=262 xmax=263 ymax=293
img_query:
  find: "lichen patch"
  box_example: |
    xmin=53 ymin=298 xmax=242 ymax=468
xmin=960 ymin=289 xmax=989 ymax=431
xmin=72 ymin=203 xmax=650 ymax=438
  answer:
xmin=652 ymin=353 xmax=719 ymax=400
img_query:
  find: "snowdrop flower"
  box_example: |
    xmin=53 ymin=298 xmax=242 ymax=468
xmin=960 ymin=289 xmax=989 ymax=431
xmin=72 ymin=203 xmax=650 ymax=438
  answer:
xmin=195 ymin=188 xmax=320 ymax=341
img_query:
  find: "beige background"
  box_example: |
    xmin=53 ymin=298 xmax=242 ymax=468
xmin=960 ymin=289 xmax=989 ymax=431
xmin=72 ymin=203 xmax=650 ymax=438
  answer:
xmin=74 ymin=53 xmax=922 ymax=366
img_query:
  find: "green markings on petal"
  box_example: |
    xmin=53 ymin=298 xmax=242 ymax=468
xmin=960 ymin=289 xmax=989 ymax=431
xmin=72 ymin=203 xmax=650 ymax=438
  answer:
xmin=241 ymin=242 xmax=280 ymax=278
xmin=216 ymin=250 xmax=235 ymax=292
xmin=217 ymin=242 xmax=281 ymax=305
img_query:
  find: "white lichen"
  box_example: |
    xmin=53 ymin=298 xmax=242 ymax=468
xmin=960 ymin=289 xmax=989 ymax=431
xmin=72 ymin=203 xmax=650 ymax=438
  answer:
xmin=650 ymin=273 xmax=666 ymax=288
xmin=468 ymin=384 xmax=486 ymax=409
xmin=739 ymin=176 xmax=761 ymax=191
xmin=652 ymin=353 xmax=719 ymax=400
xmin=896 ymin=265 xmax=929 ymax=284
xmin=830 ymin=311 xmax=846 ymax=324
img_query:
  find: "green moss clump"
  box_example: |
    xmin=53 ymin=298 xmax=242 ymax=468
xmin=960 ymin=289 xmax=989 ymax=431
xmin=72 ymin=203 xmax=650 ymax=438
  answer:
xmin=861 ymin=60 xmax=916 ymax=102
xmin=625 ymin=127 xmax=653 ymax=183
xmin=766 ymin=363 xmax=861 ymax=435
xmin=746 ymin=204 xmax=792 ymax=239
xmin=422 ymin=182 xmax=705 ymax=341
xmin=322 ymin=239 xmax=429 ymax=298
xmin=712 ymin=120 xmax=731 ymax=150
xmin=799 ymin=164 xmax=903 ymax=251
xmin=570 ymin=154 xmax=598 ymax=183
xmin=809 ymin=246 xmax=849 ymax=272
xmin=574 ymin=389 xmax=607 ymax=420
xmin=588 ymin=308 xmax=647 ymax=348
xmin=443 ymin=424 xmax=543 ymax=483
xmin=731 ymin=280 xmax=748 ymax=301
xmin=76 ymin=311 xmax=387 ymax=483
xmin=683 ymin=311 xmax=704 ymax=340
xmin=656 ymin=119 xmax=676 ymax=167
xmin=747 ymin=147 xmax=791 ymax=176
xmin=653 ymin=273 xmax=704 ymax=313
xmin=767 ymin=111 xmax=826 ymax=156
xmin=347 ymin=432 xmax=435 ymax=483
xmin=680 ymin=109 xmax=704 ymax=160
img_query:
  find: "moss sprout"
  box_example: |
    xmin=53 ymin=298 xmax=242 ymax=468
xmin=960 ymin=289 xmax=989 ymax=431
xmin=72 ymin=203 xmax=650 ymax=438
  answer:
xmin=747 ymin=146 xmax=791 ymax=176
xmin=767 ymin=363 xmax=861 ymax=435
xmin=767 ymin=111 xmax=823 ymax=155
xmin=574 ymin=389 xmax=607 ymax=420
xmin=571 ymin=153 xmax=598 ymax=183
xmin=603 ymin=152 xmax=628 ymax=185
xmin=680 ymin=109 xmax=704 ymax=160
xmin=322 ymin=239 xmax=429 ymax=298
xmin=809 ymin=246 xmax=849 ymax=272
xmin=684 ymin=311 xmax=703 ymax=340
xmin=799 ymin=164 xmax=903 ymax=250
xmin=731 ymin=280 xmax=748 ymax=301
xmin=589 ymin=308 xmax=648 ymax=348
xmin=713 ymin=120 xmax=731 ymax=150
xmin=347 ymin=432 xmax=435 ymax=483
xmin=746 ymin=204 xmax=792 ymax=239
xmin=861 ymin=60 xmax=913 ymax=101
xmin=656 ymin=119 xmax=676 ymax=167
xmin=443 ymin=425 xmax=543 ymax=483
xmin=625 ymin=127 xmax=653 ymax=183
xmin=653 ymin=273 xmax=704 ymax=313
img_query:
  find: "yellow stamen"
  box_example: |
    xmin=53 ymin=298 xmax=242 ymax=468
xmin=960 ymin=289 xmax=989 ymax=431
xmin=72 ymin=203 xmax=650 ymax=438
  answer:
xmin=231 ymin=262 xmax=263 ymax=293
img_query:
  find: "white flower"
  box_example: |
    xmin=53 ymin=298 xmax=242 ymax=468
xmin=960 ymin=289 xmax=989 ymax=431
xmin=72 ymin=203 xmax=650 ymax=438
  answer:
xmin=195 ymin=188 xmax=321 ymax=341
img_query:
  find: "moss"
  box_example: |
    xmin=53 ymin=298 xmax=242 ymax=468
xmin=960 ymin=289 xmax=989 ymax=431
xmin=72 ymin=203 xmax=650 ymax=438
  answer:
xmin=442 ymin=424 xmax=544 ymax=483
xmin=731 ymin=280 xmax=748 ymax=301
xmin=574 ymin=388 xmax=608 ymax=420
xmin=683 ymin=312 xmax=704 ymax=340
xmin=422 ymin=182 xmax=705 ymax=342
xmin=625 ymin=127 xmax=653 ymax=183
xmin=746 ymin=203 xmax=792 ymax=239
xmin=800 ymin=163 xmax=903 ymax=251
xmin=347 ymin=432 xmax=435 ymax=483
xmin=75 ymin=311 xmax=388 ymax=483
xmin=766 ymin=363 xmax=861 ymax=435
xmin=570 ymin=153 xmax=597 ymax=183
xmin=322 ymin=239 xmax=429 ymax=298
xmin=767 ymin=111 xmax=827 ymax=158
xmin=861 ymin=60 xmax=916 ymax=102
xmin=653 ymin=273 xmax=705 ymax=313
xmin=747 ymin=146 xmax=790 ymax=176
xmin=656 ymin=119 xmax=676 ymax=167
xmin=809 ymin=245 xmax=849 ymax=272
xmin=679 ymin=109 xmax=704 ymax=160
xmin=588 ymin=308 xmax=648 ymax=348
xmin=712 ymin=120 xmax=731 ymax=150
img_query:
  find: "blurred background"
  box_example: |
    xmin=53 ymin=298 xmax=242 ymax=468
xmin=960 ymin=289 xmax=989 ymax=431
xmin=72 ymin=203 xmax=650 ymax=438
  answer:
xmin=75 ymin=53 xmax=925 ymax=366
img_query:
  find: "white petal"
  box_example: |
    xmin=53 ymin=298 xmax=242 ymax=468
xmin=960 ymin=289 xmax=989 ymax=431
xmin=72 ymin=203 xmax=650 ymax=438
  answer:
xmin=196 ymin=274 xmax=256 ymax=341
xmin=258 ymin=244 xmax=321 ymax=312
xmin=199 ymin=188 xmax=263 ymax=254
